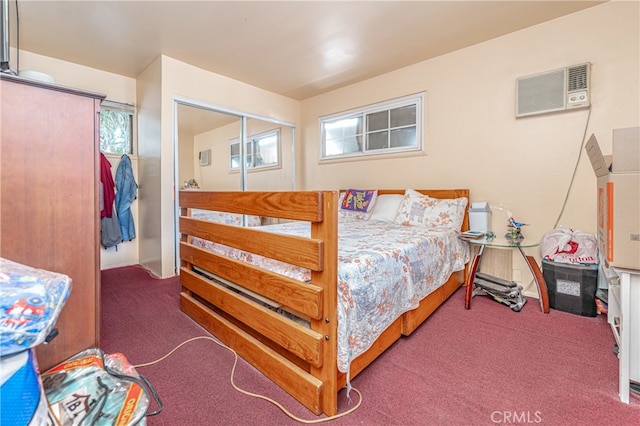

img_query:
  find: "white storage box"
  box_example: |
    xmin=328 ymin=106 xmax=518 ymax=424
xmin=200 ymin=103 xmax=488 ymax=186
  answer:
xmin=469 ymin=202 xmax=491 ymax=233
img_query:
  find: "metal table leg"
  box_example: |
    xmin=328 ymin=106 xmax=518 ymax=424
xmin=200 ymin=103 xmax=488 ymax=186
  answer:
xmin=518 ymin=245 xmax=550 ymax=313
xmin=464 ymin=244 xmax=485 ymax=309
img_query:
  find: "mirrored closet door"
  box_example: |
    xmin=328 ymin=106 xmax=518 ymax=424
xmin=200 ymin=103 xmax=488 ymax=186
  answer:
xmin=173 ymin=98 xmax=297 ymax=268
xmin=175 ymin=100 xmax=296 ymax=192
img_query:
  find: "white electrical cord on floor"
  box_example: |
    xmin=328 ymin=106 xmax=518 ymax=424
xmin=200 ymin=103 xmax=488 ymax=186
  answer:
xmin=133 ymin=336 xmax=362 ymax=424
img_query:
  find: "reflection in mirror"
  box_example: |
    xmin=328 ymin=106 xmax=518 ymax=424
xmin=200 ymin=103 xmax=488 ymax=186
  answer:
xmin=177 ymin=103 xmax=241 ymax=191
xmin=230 ymin=128 xmax=280 ymax=171
xmin=175 ymin=100 xmax=296 ymax=231
xmin=245 ymin=117 xmax=294 ymax=191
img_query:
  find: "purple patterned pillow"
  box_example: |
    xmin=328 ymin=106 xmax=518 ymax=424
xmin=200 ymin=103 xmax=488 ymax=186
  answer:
xmin=338 ymin=190 xmax=378 ymax=220
xmin=341 ymin=189 xmax=378 ymax=212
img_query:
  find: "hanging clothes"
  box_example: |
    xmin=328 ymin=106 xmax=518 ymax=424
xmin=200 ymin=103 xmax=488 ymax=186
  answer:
xmin=100 ymin=152 xmax=116 ymax=218
xmin=100 ymin=152 xmax=122 ymax=249
xmin=115 ymin=154 xmax=138 ymax=241
xmin=101 ymin=205 xmax=122 ymax=249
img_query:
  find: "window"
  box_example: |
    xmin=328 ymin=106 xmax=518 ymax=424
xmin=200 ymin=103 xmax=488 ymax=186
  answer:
xmin=229 ymin=129 xmax=280 ymax=171
xmin=320 ymin=93 xmax=424 ymax=161
xmin=99 ymin=100 xmax=135 ymax=155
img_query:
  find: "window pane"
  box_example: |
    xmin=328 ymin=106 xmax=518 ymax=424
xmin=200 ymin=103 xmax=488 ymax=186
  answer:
xmin=390 ymin=127 xmax=416 ymax=148
xmin=100 ymin=110 xmax=132 ymax=154
xmin=325 ymin=136 xmax=361 ymax=156
xmin=255 ymin=135 xmax=278 ymax=166
xmin=245 ymin=142 xmax=253 ymax=167
xmin=390 ymin=105 xmax=416 ymax=128
xmin=323 ymin=116 xmax=363 ymax=157
xmin=367 ymin=131 xmax=388 ymax=150
xmin=325 ymin=116 xmax=362 ymax=140
xmin=366 ymin=111 xmax=388 ymax=132
xmin=230 ymin=130 xmax=280 ymax=170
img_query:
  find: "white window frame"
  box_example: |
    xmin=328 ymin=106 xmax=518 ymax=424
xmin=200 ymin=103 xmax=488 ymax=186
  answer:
xmin=229 ymin=128 xmax=281 ymax=172
xmin=319 ymin=93 xmax=424 ymax=162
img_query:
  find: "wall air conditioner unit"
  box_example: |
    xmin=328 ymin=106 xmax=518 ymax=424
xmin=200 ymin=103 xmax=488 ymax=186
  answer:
xmin=198 ymin=149 xmax=211 ymax=166
xmin=516 ymin=63 xmax=591 ymax=118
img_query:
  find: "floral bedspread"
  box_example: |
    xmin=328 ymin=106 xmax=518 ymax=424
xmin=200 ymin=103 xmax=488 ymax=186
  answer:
xmin=190 ymin=209 xmax=262 ymax=227
xmin=190 ymin=218 xmax=469 ymax=374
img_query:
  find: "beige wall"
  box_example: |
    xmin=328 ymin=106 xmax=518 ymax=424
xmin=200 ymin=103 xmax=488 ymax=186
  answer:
xmin=136 ymin=56 xmax=164 ymax=275
xmin=194 ymin=121 xmax=243 ymax=190
xmin=178 ymin=128 xmax=195 ymax=187
xmin=14 ymin=49 xmax=136 ymax=104
xmin=299 ymin=1 xmax=639 ymax=287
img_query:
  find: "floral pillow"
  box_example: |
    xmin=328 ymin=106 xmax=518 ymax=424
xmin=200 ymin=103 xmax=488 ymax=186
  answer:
xmin=394 ymin=189 xmax=468 ymax=230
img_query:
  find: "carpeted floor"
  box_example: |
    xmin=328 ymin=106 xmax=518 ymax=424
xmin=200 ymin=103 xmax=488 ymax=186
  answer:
xmin=100 ymin=265 xmax=640 ymax=425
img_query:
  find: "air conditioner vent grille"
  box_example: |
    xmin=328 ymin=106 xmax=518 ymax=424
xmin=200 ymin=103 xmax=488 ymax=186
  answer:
xmin=515 ymin=63 xmax=591 ymax=118
xmin=568 ymin=64 xmax=589 ymax=91
xmin=516 ymin=69 xmax=566 ymax=116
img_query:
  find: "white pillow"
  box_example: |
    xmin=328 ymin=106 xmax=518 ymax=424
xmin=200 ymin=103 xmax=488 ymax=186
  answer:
xmin=394 ymin=189 xmax=468 ymax=230
xmin=370 ymin=194 xmax=405 ymax=223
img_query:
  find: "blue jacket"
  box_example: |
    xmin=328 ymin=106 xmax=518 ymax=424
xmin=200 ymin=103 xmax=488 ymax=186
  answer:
xmin=115 ymin=155 xmax=138 ymax=241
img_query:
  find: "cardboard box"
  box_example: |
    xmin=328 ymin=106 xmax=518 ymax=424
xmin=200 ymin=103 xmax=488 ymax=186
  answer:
xmin=586 ymin=131 xmax=640 ymax=270
xmin=612 ymin=126 xmax=640 ymax=173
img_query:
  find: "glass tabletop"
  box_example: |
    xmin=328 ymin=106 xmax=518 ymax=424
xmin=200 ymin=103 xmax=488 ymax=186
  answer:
xmin=458 ymin=235 xmax=539 ymax=248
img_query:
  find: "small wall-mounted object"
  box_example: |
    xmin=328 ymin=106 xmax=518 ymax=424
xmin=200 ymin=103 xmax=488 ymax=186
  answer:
xmin=199 ymin=149 xmax=211 ymax=166
xmin=18 ymin=70 xmax=55 ymax=84
xmin=516 ymin=63 xmax=591 ymax=118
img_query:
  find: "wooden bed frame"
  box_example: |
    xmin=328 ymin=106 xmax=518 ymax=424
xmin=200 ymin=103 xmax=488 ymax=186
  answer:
xmin=178 ymin=189 xmax=469 ymax=416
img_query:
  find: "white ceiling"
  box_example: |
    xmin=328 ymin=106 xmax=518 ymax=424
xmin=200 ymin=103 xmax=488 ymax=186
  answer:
xmin=10 ymin=1 xmax=605 ymax=101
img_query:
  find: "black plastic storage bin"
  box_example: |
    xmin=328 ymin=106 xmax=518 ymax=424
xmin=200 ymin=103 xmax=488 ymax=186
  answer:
xmin=542 ymin=260 xmax=598 ymax=317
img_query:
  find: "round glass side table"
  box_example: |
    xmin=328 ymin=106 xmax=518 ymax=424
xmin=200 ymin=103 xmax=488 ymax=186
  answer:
xmin=461 ymin=236 xmax=550 ymax=313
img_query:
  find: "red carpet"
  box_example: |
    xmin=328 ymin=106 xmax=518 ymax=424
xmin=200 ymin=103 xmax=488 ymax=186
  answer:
xmin=101 ymin=265 xmax=640 ymax=425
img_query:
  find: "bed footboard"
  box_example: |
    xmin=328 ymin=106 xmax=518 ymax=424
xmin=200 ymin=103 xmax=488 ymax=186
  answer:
xmin=178 ymin=189 xmax=469 ymax=417
xmin=179 ymin=190 xmax=340 ymax=415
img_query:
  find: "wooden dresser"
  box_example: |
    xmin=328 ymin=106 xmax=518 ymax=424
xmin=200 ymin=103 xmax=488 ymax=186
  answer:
xmin=0 ymin=74 xmax=105 ymax=370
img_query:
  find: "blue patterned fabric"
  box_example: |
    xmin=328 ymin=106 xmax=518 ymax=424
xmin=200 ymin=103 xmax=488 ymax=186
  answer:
xmin=115 ymin=155 xmax=138 ymax=241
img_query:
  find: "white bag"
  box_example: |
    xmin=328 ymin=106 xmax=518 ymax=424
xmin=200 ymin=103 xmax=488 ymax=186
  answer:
xmin=540 ymin=226 xmax=598 ymax=265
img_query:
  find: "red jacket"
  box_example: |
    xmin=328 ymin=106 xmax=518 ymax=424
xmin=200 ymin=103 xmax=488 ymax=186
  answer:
xmin=100 ymin=153 xmax=116 ymax=218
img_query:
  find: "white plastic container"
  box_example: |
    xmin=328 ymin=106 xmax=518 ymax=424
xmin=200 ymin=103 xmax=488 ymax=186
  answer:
xmin=469 ymin=202 xmax=491 ymax=233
